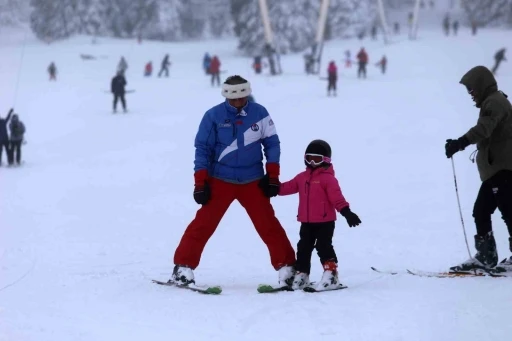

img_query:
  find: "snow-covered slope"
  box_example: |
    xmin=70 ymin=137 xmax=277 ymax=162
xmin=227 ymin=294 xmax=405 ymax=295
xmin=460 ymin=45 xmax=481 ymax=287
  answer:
xmin=1 ymin=27 xmax=511 ymax=341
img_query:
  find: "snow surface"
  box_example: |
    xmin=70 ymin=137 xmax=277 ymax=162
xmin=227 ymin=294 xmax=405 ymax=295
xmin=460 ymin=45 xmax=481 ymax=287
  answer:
xmin=1 ymin=26 xmax=512 ymax=341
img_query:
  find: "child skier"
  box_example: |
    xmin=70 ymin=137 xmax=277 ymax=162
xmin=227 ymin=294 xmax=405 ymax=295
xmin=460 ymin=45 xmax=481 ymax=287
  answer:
xmin=48 ymin=62 xmax=57 ymax=81
xmin=327 ymin=61 xmax=338 ymax=97
xmin=144 ymin=62 xmax=153 ymax=77
xmin=279 ymin=139 xmax=362 ymax=291
xmin=376 ymin=55 xmax=387 ymax=74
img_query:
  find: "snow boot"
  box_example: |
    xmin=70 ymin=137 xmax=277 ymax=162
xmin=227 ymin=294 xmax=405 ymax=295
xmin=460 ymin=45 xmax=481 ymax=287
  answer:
xmin=494 ymin=237 xmax=512 ymax=273
xmin=171 ymin=265 xmax=195 ymax=286
xmin=316 ymin=261 xmax=344 ymax=290
xmin=450 ymin=232 xmax=498 ymax=272
xmin=291 ymin=271 xmax=310 ymax=290
xmin=278 ymin=265 xmax=295 ymax=288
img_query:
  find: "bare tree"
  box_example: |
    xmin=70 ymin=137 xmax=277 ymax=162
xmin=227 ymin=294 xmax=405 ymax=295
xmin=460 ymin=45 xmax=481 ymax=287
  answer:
xmin=460 ymin=0 xmax=510 ymax=27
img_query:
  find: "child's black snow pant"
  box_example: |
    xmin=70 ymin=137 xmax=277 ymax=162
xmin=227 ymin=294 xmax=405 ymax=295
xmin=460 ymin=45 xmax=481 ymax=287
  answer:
xmin=473 ymin=170 xmax=512 ymax=238
xmin=0 ymin=141 xmax=11 ymax=165
xmin=10 ymin=140 xmax=22 ymax=164
xmin=113 ymin=93 xmax=126 ymax=111
xmin=295 ymin=221 xmax=337 ymax=274
xmin=328 ymin=78 xmax=337 ymax=92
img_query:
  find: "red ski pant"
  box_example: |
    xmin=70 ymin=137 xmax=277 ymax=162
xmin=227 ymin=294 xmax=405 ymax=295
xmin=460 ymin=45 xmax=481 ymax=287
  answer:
xmin=174 ymin=178 xmax=296 ymax=270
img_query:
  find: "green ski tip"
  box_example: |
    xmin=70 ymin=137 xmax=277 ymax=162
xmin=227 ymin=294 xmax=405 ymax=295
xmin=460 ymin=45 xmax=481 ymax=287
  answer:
xmin=257 ymin=284 xmax=274 ymax=293
xmin=206 ymin=286 xmax=222 ymax=294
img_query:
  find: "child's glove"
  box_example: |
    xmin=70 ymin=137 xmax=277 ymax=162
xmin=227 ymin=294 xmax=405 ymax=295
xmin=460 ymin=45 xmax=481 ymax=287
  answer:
xmin=340 ymin=207 xmax=361 ymax=227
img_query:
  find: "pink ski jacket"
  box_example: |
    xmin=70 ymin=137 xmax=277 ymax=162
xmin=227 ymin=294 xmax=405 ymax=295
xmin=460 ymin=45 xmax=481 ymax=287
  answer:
xmin=279 ymin=165 xmax=349 ymax=223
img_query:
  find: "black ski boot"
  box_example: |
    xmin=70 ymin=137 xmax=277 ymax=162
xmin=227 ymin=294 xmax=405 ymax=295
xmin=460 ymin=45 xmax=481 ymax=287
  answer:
xmin=494 ymin=237 xmax=512 ymax=273
xmin=450 ymin=232 xmax=498 ymax=272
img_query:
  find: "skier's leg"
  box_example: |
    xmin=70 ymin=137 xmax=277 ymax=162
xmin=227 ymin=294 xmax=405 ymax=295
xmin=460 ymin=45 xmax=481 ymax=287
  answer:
xmin=120 ymin=94 xmax=126 ymax=111
xmin=15 ymin=141 xmax=21 ymax=164
xmin=0 ymin=142 xmax=4 ymax=164
xmin=314 ymin=222 xmax=337 ymax=265
xmin=491 ymin=170 xmax=512 ymax=237
xmin=236 ymin=181 xmax=296 ymax=270
xmin=211 ymin=73 xmax=214 ymax=86
xmin=173 ymin=178 xmax=236 ymax=269
xmin=473 ymin=180 xmax=498 ymax=236
xmin=295 ymin=223 xmax=316 ymax=274
xmin=113 ymin=94 xmax=119 ymax=111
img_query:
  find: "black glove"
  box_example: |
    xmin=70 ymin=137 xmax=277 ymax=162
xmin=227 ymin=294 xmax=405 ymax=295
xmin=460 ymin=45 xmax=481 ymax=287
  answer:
xmin=340 ymin=207 xmax=361 ymax=227
xmin=258 ymin=174 xmax=280 ymax=198
xmin=193 ymin=181 xmax=210 ymax=205
xmin=445 ymin=136 xmax=470 ymax=158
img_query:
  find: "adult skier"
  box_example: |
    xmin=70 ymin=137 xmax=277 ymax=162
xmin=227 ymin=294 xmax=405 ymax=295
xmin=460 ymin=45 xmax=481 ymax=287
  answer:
xmin=209 ymin=55 xmax=221 ymax=86
xmin=170 ymin=75 xmax=296 ymax=288
xmin=9 ymin=114 xmax=25 ymax=165
xmin=446 ymin=66 xmax=512 ymax=273
xmin=111 ymin=71 xmax=127 ymax=113
xmin=48 ymin=62 xmax=57 ymax=81
xmin=443 ymin=14 xmax=450 ymax=36
xmin=0 ymin=108 xmax=13 ymax=166
xmin=327 ymin=61 xmax=337 ymax=97
xmin=452 ymin=21 xmax=459 ymax=36
xmin=491 ymin=48 xmax=507 ymax=75
xmin=158 ymin=54 xmax=171 ymax=77
xmin=203 ymin=53 xmax=212 ymax=75
xmin=356 ymin=48 xmax=368 ymax=79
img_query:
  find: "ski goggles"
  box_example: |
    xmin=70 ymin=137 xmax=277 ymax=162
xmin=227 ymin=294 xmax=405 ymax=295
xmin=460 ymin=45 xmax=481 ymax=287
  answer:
xmin=304 ymin=153 xmax=331 ymax=166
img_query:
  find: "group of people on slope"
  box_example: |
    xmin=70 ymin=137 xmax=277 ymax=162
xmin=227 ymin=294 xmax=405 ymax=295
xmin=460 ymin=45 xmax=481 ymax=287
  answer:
xmin=0 ymin=108 xmax=26 ymax=167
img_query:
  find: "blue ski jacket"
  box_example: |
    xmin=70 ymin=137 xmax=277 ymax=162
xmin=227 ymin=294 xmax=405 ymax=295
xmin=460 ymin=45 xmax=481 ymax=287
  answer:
xmin=194 ymin=100 xmax=280 ymax=184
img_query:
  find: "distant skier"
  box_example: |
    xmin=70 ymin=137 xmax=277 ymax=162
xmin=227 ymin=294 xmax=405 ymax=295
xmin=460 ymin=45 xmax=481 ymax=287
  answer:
xmin=471 ymin=21 xmax=478 ymax=35
xmin=443 ymin=14 xmax=450 ymax=36
xmin=264 ymin=43 xmax=277 ymax=75
xmin=446 ymin=65 xmax=512 ymax=274
xmin=394 ymin=22 xmax=400 ymax=35
xmin=376 ymin=55 xmax=387 ymax=74
xmin=9 ymin=113 xmax=25 ymax=166
xmin=48 ymin=62 xmax=57 ymax=81
xmin=170 ymin=75 xmax=296 ymax=288
xmin=111 ymin=71 xmax=127 ymax=113
xmin=158 ymin=54 xmax=171 ymax=78
xmin=371 ymin=25 xmax=377 ymax=40
xmin=278 ymin=139 xmax=361 ymax=291
xmin=356 ymin=48 xmax=368 ymax=79
xmin=327 ymin=61 xmax=337 ymax=97
xmin=491 ymin=48 xmax=507 ymax=75
xmin=144 ymin=62 xmax=153 ymax=77
xmin=203 ymin=53 xmax=212 ymax=75
xmin=117 ymin=57 xmax=128 ymax=75
xmin=304 ymin=54 xmax=315 ymax=74
xmin=344 ymin=50 xmax=352 ymax=68
xmin=209 ymin=55 xmax=221 ymax=87
xmin=452 ymin=21 xmax=459 ymax=36
xmin=253 ymin=56 xmax=262 ymax=74
xmin=0 ymin=108 xmax=13 ymax=166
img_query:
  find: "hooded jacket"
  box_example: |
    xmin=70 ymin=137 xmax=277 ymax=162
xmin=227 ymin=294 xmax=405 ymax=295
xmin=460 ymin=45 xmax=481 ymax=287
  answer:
xmin=460 ymin=66 xmax=512 ymax=181
xmin=9 ymin=115 xmax=25 ymax=142
xmin=279 ymin=164 xmax=349 ymax=223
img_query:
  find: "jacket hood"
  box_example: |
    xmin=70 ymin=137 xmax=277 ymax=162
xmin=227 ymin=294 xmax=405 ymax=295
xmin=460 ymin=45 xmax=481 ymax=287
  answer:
xmin=460 ymin=66 xmax=497 ymax=107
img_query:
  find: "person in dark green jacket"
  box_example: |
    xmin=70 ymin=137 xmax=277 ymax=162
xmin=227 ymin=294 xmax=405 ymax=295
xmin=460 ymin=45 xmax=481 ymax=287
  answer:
xmin=446 ymin=65 xmax=512 ymax=273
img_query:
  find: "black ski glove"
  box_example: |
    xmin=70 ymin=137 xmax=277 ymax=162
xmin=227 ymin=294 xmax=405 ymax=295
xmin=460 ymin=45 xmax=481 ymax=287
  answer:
xmin=445 ymin=136 xmax=470 ymax=158
xmin=258 ymin=174 xmax=280 ymax=198
xmin=193 ymin=181 xmax=210 ymax=205
xmin=340 ymin=207 xmax=361 ymax=227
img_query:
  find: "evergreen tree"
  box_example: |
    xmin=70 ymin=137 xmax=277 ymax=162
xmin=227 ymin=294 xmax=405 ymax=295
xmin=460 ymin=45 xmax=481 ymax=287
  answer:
xmin=30 ymin=0 xmax=80 ymax=41
xmin=326 ymin=0 xmax=377 ymax=40
xmin=236 ymin=0 xmax=265 ymax=56
xmin=177 ymin=0 xmax=205 ymax=39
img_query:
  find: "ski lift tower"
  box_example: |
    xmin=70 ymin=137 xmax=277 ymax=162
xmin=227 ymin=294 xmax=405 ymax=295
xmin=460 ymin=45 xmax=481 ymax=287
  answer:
xmin=258 ymin=0 xmax=282 ymax=75
xmin=310 ymin=0 xmax=330 ymax=74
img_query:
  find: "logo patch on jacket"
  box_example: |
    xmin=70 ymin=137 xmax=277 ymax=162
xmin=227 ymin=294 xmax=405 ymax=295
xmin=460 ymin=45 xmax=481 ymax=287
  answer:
xmin=251 ymin=124 xmax=259 ymax=131
xmin=218 ymin=122 xmax=232 ymax=128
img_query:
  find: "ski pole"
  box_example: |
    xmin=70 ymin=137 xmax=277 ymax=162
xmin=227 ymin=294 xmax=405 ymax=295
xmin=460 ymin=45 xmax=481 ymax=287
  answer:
xmin=451 ymin=157 xmax=474 ymax=263
xmin=13 ymin=31 xmax=28 ymax=106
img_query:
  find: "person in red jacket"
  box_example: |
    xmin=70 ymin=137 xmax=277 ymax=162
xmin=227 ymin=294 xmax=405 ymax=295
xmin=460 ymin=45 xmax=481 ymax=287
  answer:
xmin=376 ymin=55 xmax=387 ymax=74
xmin=278 ymin=139 xmax=361 ymax=291
xmin=356 ymin=48 xmax=369 ymax=79
xmin=209 ymin=55 xmax=221 ymax=87
xmin=327 ymin=61 xmax=338 ymax=97
xmin=144 ymin=61 xmax=152 ymax=77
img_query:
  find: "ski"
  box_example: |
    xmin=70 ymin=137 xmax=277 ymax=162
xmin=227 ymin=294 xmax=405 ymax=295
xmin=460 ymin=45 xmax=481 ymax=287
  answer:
xmin=303 ymin=284 xmax=348 ymax=293
xmin=371 ymin=266 xmax=507 ymax=278
xmin=370 ymin=267 xmax=399 ymax=275
xmin=257 ymin=284 xmax=293 ymax=293
xmin=152 ymin=280 xmax=222 ymax=295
